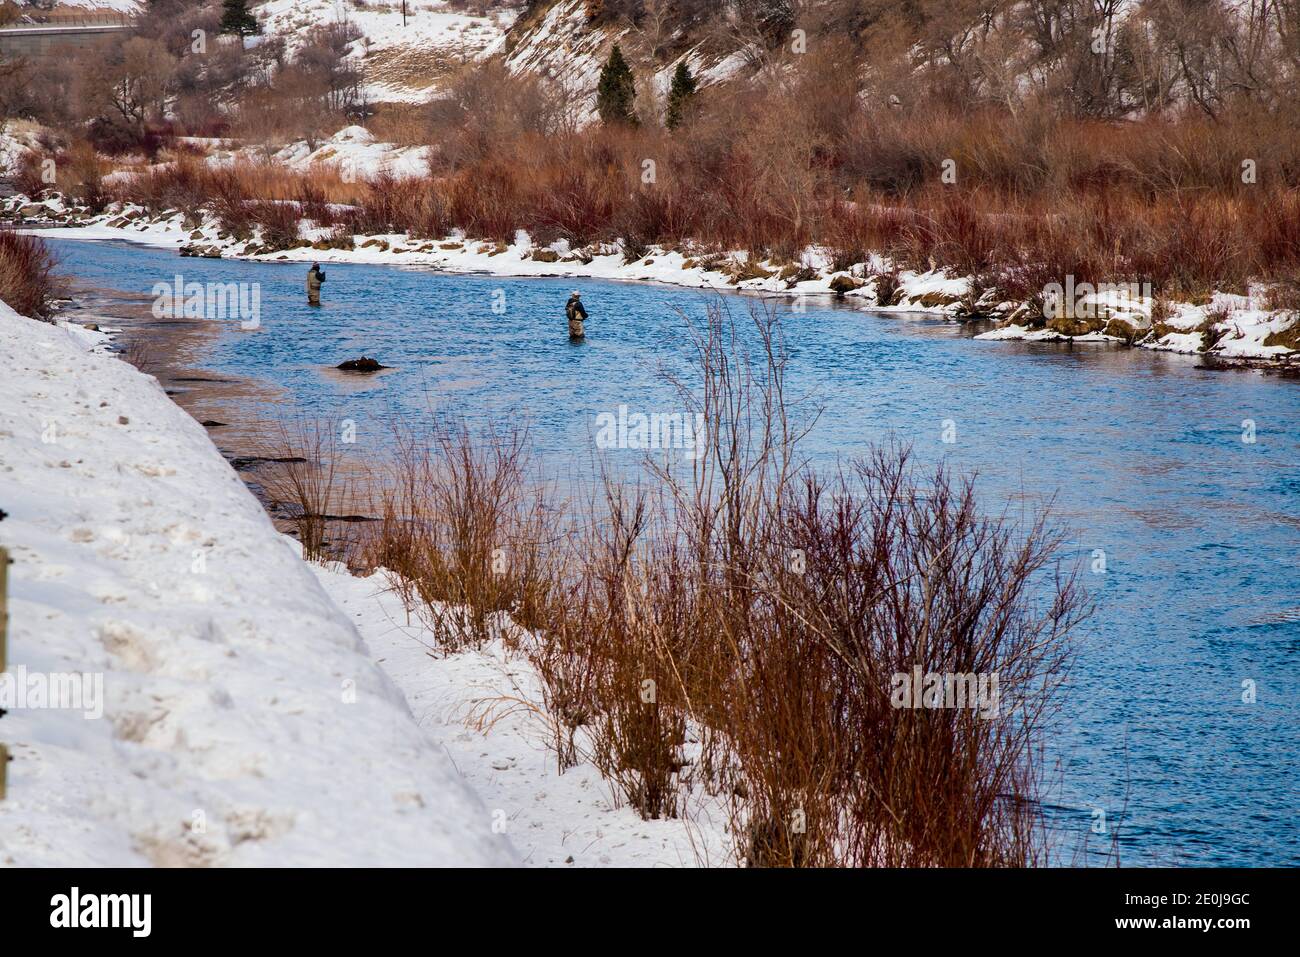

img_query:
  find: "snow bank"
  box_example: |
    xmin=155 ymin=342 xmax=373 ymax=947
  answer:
xmin=0 ymin=300 xmax=517 ymax=866
xmin=312 ymin=564 xmax=733 ymax=867
xmin=978 ymin=286 xmax=1300 ymax=361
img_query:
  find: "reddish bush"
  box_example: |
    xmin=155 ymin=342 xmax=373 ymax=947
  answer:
xmin=0 ymin=230 xmax=60 ymax=319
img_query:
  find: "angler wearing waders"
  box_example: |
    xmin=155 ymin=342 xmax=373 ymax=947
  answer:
xmin=566 ymin=290 xmax=588 ymax=339
xmin=306 ymin=263 xmax=326 ymax=306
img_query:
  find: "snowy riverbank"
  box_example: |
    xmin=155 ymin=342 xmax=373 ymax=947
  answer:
xmin=10 ymin=191 xmax=1298 ymax=366
xmin=313 ymin=564 xmax=731 ymax=867
xmin=0 ymin=300 xmax=516 ymax=866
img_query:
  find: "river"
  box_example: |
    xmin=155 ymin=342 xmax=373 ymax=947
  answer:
xmin=47 ymin=236 xmax=1300 ymax=866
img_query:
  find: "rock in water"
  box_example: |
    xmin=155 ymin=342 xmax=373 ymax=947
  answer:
xmin=336 ymin=357 xmax=389 ymax=372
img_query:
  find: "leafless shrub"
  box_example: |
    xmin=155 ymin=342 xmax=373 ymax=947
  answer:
xmin=0 ymin=229 xmax=60 ymax=320
xmin=258 ymin=420 xmax=348 ymax=563
xmin=361 ymin=421 xmax=556 ymax=652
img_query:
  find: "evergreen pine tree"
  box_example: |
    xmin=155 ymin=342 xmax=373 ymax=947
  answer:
xmin=665 ymin=61 xmax=698 ymax=130
xmin=220 ymin=0 xmax=261 ymax=38
xmin=596 ymin=44 xmax=637 ymax=126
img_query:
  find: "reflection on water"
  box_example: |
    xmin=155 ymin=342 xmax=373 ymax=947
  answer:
xmin=52 ymin=237 xmax=1300 ymax=866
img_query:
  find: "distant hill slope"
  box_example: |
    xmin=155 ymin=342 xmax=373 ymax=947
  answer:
xmin=22 ymin=0 xmax=142 ymax=12
xmin=255 ymin=0 xmax=519 ymax=103
xmin=500 ymin=0 xmax=747 ymax=121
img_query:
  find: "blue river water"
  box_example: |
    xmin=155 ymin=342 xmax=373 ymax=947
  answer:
xmin=50 ymin=237 xmax=1299 ymax=866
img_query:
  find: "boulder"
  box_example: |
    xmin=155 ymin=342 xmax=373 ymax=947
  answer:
xmin=780 ymin=263 xmax=818 ymax=287
xmin=336 ymin=357 xmax=390 ymax=373
xmin=911 ymin=291 xmax=961 ymax=309
xmin=1104 ymin=317 xmax=1143 ymax=342
xmin=725 ymin=258 xmax=774 ymax=283
xmin=829 ymin=274 xmax=865 ymax=296
xmin=1046 ymin=313 xmax=1107 ymax=336
xmin=1263 ymin=317 xmax=1300 ymax=351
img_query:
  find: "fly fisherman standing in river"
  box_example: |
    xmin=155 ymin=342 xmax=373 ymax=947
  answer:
xmin=306 ymin=263 xmax=326 ymax=306
xmin=566 ymin=290 xmax=588 ymax=339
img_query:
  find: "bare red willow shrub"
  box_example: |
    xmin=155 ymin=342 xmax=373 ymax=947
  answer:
xmin=360 ymin=421 xmax=559 ymax=652
xmin=346 ymin=174 xmax=447 ymax=237
xmin=76 ymin=95 xmax=1300 ymax=303
xmin=0 ymin=230 xmax=60 ymax=319
xmin=247 ymin=200 xmax=303 ymax=250
xmin=728 ymin=454 xmax=1085 ymax=866
xmin=117 ymin=154 xmax=212 ymax=218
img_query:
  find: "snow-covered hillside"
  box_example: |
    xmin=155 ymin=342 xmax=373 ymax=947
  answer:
xmin=0 ymin=300 xmax=517 ymax=866
xmin=40 ymin=2 xmax=517 ymax=104
xmin=207 ymin=125 xmax=431 ymax=179
xmin=0 ymin=120 xmax=41 ymax=178
xmin=257 ymin=0 xmax=519 ymax=103
xmin=35 ymin=0 xmax=141 ymax=12
xmin=502 ymin=0 xmax=746 ymax=121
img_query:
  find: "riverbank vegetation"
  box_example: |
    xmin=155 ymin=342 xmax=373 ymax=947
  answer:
xmin=266 ymin=300 xmax=1088 ymax=866
xmin=5 ymin=1 xmax=1300 ymax=308
xmin=0 ymin=229 xmax=58 ymax=319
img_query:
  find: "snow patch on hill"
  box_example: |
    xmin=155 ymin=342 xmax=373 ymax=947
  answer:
xmin=0 ymin=120 xmax=42 ymax=178
xmin=40 ymin=0 xmax=141 ymax=12
xmin=257 ymin=0 xmax=519 ymax=103
xmin=207 ymin=124 xmax=431 ymax=179
xmin=502 ymin=0 xmax=747 ymax=123
xmin=0 ymin=300 xmax=517 ymax=866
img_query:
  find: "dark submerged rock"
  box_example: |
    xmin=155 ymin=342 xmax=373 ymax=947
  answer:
xmin=336 ymin=356 xmax=390 ymax=372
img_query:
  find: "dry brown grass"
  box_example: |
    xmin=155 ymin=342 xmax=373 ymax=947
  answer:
xmin=358 ymin=421 xmax=559 ymax=653
xmin=256 ymin=420 xmax=350 ymax=563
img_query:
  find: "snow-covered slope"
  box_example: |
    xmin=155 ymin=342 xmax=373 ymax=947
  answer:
xmin=257 ymin=0 xmax=519 ymax=103
xmin=36 ymin=0 xmax=141 ymax=12
xmin=0 ymin=120 xmax=43 ymax=178
xmin=0 ymin=300 xmax=517 ymax=866
xmin=501 ymin=0 xmax=746 ymax=121
xmin=207 ymin=124 xmax=431 ymax=179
